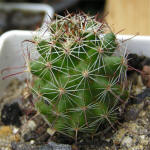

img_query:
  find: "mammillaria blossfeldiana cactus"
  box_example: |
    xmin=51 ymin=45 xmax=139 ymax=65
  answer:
xmin=27 ymin=13 xmax=129 ymax=141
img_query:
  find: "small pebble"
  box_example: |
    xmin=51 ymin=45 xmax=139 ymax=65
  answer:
xmin=121 ymin=136 xmax=133 ymax=148
xmin=124 ymin=108 xmax=139 ymax=121
xmin=47 ymin=128 xmax=56 ymax=136
xmin=30 ymin=140 xmax=35 ymax=145
xmin=13 ymin=127 xmax=19 ymax=134
xmin=27 ymin=120 xmax=37 ymax=131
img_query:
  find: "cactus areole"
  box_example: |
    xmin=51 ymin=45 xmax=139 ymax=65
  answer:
xmin=29 ymin=13 xmax=129 ymax=141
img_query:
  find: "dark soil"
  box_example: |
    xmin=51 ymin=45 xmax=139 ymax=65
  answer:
xmin=1 ymin=102 xmax=23 ymax=127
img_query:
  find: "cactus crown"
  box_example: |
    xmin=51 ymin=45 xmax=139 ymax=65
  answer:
xmin=28 ymin=13 xmax=128 ymax=141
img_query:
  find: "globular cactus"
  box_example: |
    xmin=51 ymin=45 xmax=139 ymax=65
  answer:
xmin=28 ymin=13 xmax=129 ymax=141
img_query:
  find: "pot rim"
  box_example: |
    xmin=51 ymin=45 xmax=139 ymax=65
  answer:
xmin=0 ymin=2 xmax=54 ymax=34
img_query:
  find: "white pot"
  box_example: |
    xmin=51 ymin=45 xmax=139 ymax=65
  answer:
xmin=0 ymin=3 xmax=54 ymax=34
xmin=0 ymin=30 xmax=34 ymax=96
xmin=0 ymin=31 xmax=150 ymax=96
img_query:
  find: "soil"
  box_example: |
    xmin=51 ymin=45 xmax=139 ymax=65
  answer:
xmin=1 ymin=102 xmax=23 ymax=127
xmin=0 ymin=9 xmax=45 ymax=35
xmin=0 ymin=54 xmax=150 ymax=150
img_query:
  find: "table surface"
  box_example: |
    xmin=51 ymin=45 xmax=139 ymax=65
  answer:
xmin=105 ymin=0 xmax=150 ymax=35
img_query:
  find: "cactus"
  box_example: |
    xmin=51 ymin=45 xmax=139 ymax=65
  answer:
xmin=28 ymin=13 xmax=129 ymax=141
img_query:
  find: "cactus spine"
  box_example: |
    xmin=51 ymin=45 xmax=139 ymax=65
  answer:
xmin=28 ymin=13 xmax=128 ymax=141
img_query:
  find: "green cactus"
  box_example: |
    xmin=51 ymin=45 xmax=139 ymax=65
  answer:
xmin=28 ymin=13 xmax=129 ymax=141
